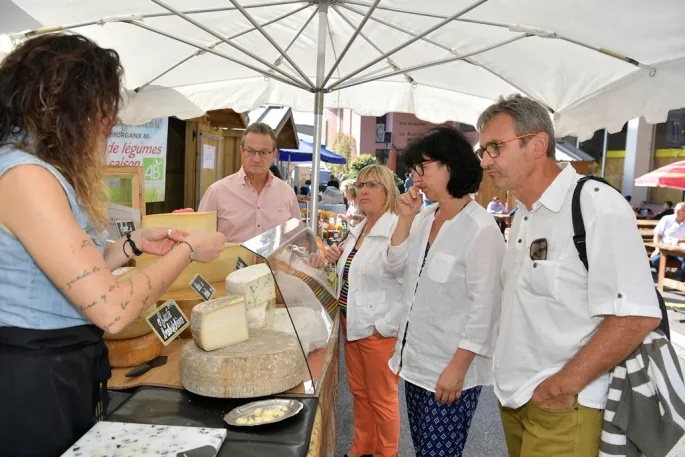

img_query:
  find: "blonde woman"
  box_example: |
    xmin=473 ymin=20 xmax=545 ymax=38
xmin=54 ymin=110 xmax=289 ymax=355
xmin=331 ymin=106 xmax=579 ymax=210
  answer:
xmin=313 ymin=165 xmax=404 ymax=457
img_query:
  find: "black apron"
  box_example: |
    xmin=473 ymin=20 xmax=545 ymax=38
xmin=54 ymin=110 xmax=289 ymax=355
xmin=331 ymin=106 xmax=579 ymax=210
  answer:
xmin=0 ymin=325 xmax=111 ymax=457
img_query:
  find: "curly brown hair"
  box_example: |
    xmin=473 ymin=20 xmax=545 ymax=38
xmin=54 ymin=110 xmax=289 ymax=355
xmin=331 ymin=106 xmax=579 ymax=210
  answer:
xmin=0 ymin=33 xmax=124 ymax=228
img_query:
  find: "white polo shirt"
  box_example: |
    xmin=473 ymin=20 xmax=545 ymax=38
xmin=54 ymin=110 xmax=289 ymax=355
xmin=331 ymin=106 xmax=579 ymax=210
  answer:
xmin=494 ymin=163 xmax=661 ymax=410
xmin=655 ymin=214 xmax=685 ymax=244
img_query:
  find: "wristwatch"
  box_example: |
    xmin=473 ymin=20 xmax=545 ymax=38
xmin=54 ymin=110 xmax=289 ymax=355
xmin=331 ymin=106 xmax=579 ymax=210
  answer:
xmin=178 ymin=241 xmax=196 ymax=262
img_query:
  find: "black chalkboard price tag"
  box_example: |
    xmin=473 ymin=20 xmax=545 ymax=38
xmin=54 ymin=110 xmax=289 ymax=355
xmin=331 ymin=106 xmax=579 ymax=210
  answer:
xmin=115 ymin=220 xmax=136 ymax=238
xmin=235 ymin=257 xmax=248 ymax=270
xmin=146 ymin=300 xmax=189 ymax=346
xmin=189 ymin=273 xmax=215 ymax=301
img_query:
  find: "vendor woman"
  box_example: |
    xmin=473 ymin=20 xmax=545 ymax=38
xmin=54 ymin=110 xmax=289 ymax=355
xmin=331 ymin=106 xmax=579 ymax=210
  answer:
xmin=0 ymin=34 xmax=225 ymax=457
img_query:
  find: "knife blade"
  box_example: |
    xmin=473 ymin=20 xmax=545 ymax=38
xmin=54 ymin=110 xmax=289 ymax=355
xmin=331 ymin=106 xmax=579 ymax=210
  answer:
xmin=125 ymin=355 xmax=168 ymax=378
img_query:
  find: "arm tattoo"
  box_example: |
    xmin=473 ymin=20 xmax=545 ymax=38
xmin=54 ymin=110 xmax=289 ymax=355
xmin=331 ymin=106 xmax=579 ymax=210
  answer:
xmin=79 ymin=300 xmax=99 ymax=311
xmin=142 ymin=296 xmax=150 ymax=307
xmin=120 ymin=300 xmax=130 ymax=310
xmin=102 ymin=316 xmax=121 ymax=331
xmin=65 ymin=266 xmax=100 ymax=290
xmin=141 ymin=272 xmax=152 ymax=291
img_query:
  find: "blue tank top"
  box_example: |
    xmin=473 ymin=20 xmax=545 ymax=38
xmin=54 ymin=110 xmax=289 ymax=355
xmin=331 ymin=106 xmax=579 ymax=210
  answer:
xmin=0 ymin=146 xmax=107 ymax=329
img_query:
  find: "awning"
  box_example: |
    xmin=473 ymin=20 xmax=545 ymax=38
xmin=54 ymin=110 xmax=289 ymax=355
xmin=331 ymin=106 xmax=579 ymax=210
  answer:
xmin=280 ymin=136 xmax=346 ymax=165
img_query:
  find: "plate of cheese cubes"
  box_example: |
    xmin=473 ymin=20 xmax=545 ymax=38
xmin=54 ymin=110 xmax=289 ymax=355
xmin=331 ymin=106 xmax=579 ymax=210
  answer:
xmin=224 ymin=399 xmax=304 ymax=427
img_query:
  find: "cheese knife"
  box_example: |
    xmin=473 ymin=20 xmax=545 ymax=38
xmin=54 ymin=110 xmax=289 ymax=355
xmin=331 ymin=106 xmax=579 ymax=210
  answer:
xmin=124 ymin=355 xmax=168 ymax=378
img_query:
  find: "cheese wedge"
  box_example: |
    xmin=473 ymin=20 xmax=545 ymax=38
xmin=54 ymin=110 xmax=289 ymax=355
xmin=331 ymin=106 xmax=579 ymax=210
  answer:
xmin=225 ymin=264 xmax=275 ymax=309
xmin=141 ymin=211 xmax=218 ymax=232
xmin=246 ymin=299 xmax=275 ymax=329
xmin=191 ymin=295 xmax=249 ymax=351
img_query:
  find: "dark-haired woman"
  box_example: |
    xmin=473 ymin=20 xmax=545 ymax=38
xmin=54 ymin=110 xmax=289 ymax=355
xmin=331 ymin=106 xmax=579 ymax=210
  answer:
xmin=385 ymin=127 xmax=505 ymax=457
xmin=0 ymin=34 xmax=225 ymax=456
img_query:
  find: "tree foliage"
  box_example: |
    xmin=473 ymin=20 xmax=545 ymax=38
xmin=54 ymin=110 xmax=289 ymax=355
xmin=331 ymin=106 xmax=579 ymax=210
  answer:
xmin=348 ymin=154 xmax=379 ymax=178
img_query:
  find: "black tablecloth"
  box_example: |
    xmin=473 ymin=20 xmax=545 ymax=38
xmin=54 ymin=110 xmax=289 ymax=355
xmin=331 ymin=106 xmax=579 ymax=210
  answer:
xmin=106 ymin=386 xmax=318 ymax=457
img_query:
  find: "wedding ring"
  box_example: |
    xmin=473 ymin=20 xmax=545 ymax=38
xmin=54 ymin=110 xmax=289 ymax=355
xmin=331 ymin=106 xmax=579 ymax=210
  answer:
xmin=167 ymin=229 xmax=173 ymax=239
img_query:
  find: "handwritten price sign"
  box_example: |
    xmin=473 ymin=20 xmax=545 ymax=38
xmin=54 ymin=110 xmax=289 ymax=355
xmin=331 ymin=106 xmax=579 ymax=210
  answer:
xmin=146 ymin=300 xmax=189 ymax=346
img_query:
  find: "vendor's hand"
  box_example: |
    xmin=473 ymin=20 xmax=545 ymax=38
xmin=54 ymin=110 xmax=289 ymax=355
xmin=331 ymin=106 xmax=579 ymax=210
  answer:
xmin=307 ymin=253 xmax=326 ymax=268
xmin=135 ymin=227 xmax=189 ymax=256
xmin=531 ymin=375 xmax=575 ymax=411
xmin=397 ymin=186 xmax=423 ymax=219
xmin=184 ymin=230 xmax=225 ymax=263
xmin=172 ymin=208 xmax=195 ymax=213
xmin=326 ymin=244 xmax=343 ymax=263
xmin=435 ymin=361 xmax=465 ymax=405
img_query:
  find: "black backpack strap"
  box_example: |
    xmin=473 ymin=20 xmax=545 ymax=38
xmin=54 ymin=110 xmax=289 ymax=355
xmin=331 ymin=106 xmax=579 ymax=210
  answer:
xmin=571 ymin=175 xmax=670 ymax=339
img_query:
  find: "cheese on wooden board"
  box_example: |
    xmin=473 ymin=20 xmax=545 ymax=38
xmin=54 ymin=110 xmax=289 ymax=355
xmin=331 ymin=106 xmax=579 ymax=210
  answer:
xmin=179 ymin=329 xmax=306 ymax=398
xmin=225 ymin=264 xmax=275 ymax=309
xmin=105 ymin=332 xmax=163 ymax=368
xmin=246 ymin=299 xmax=275 ymax=329
xmin=141 ymin=211 xmax=218 ymax=232
xmin=104 ymin=304 xmax=157 ymax=340
xmin=191 ymin=295 xmax=249 ymax=351
xmin=271 ymin=307 xmax=330 ymax=354
xmin=133 ymin=244 xmax=250 ymax=292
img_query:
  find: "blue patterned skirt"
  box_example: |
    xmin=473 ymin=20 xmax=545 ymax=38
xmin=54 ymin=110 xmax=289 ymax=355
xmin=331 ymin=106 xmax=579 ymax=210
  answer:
xmin=405 ymin=382 xmax=482 ymax=457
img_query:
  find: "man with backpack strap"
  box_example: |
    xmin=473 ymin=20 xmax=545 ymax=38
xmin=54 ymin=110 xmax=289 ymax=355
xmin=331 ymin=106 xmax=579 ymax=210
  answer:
xmin=477 ymin=94 xmax=664 ymax=457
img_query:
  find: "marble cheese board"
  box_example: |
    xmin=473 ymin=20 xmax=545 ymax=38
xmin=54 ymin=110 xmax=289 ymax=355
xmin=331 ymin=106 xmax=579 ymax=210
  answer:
xmin=61 ymin=421 xmax=226 ymax=456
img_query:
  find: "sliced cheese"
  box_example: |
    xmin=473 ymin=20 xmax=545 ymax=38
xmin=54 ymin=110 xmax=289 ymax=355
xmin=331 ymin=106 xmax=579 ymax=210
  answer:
xmin=246 ymin=299 xmax=275 ymax=329
xmin=160 ymin=281 xmax=227 ymax=338
xmin=225 ymin=264 xmax=275 ymax=309
xmin=180 ymin=329 xmax=305 ymax=398
xmin=105 ymin=332 xmax=162 ymax=368
xmin=133 ymin=244 xmax=250 ymax=292
xmin=191 ymin=295 xmax=249 ymax=351
xmin=141 ymin=211 xmax=218 ymax=232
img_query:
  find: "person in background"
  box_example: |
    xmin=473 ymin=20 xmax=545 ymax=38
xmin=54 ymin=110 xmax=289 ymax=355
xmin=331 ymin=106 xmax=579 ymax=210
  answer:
xmin=269 ymin=164 xmax=283 ymax=180
xmin=194 ymin=122 xmax=300 ymax=243
xmin=650 ymin=202 xmax=685 ymax=279
xmin=404 ymin=172 xmax=414 ymax=193
xmin=305 ymin=179 xmax=312 ymax=194
xmin=635 ymin=200 xmax=654 ymax=219
xmin=341 ymin=179 xmax=363 ymax=226
xmin=0 ymin=34 xmax=225 ymax=457
xmin=478 ymin=94 xmax=660 ymax=457
xmin=387 ymin=127 xmax=505 ymax=457
xmin=311 ymin=165 xmax=404 ymax=457
xmin=487 ymin=196 xmax=506 ymax=214
xmin=653 ymin=200 xmax=674 ymax=220
xmin=327 ymin=174 xmax=340 ymax=189
xmin=625 ymin=195 xmax=632 ymax=204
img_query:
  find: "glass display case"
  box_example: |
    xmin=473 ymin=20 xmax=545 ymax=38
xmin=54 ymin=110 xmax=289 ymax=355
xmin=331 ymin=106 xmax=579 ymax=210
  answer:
xmin=242 ymin=218 xmax=336 ymax=395
xmin=104 ymin=166 xmax=146 ymax=216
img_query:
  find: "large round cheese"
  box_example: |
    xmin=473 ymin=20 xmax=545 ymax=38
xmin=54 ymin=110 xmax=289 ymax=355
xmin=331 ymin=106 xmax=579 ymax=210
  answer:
xmin=180 ymin=329 xmax=305 ymax=398
xmin=105 ymin=332 xmax=163 ymax=368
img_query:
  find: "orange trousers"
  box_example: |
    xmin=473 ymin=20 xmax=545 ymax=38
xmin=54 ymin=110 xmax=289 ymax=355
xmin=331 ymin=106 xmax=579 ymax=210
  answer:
xmin=342 ymin=316 xmax=400 ymax=457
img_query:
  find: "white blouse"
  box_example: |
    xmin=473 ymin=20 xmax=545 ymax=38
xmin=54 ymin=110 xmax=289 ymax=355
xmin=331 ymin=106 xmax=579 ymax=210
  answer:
xmin=385 ymin=202 xmax=505 ymax=393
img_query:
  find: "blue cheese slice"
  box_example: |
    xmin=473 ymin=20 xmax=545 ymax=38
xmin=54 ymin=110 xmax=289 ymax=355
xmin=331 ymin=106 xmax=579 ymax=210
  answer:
xmin=246 ymin=299 xmax=275 ymax=329
xmin=225 ymin=264 xmax=276 ymax=309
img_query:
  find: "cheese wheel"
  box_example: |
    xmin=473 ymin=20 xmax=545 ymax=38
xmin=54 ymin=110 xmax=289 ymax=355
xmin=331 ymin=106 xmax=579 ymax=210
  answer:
xmin=180 ymin=329 xmax=306 ymax=398
xmin=105 ymin=332 xmax=163 ymax=368
xmin=191 ymin=295 xmax=249 ymax=351
xmin=141 ymin=211 xmax=218 ymax=232
xmin=225 ymin=264 xmax=276 ymax=309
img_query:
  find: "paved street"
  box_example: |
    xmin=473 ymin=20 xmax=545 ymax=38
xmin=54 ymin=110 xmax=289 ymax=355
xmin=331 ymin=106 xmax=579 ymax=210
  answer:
xmin=336 ymin=298 xmax=685 ymax=457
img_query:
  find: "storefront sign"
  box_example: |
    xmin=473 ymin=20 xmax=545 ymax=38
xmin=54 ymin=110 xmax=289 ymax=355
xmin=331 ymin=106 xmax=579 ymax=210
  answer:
xmin=106 ymin=118 xmax=169 ymax=202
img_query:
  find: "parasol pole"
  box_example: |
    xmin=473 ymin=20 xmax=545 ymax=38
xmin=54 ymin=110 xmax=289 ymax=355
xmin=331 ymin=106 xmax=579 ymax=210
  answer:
xmin=309 ymin=1 xmax=328 ymax=234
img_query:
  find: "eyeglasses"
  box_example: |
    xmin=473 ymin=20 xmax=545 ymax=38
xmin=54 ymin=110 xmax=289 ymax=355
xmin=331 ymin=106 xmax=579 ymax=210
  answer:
xmin=411 ymin=159 xmax=437 ymax=176
xmin=244 ymin=148 xmax=274 ymax=158
xmin=476 ymin=133 xmax=539 ymax=161
xmin=354 ymin=180 xmax=383 ymax=190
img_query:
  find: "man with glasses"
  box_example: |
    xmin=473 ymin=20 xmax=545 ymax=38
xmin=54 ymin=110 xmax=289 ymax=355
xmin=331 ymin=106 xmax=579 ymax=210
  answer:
xmin=197 ymin=122 xmax=300 ymax=243
xmin=477 ymin=94 xmax=661 ymax=457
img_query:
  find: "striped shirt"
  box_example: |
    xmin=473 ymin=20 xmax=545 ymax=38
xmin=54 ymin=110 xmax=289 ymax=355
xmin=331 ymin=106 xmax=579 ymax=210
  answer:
xmin=338 ymin=248 xmax=358 ymax=317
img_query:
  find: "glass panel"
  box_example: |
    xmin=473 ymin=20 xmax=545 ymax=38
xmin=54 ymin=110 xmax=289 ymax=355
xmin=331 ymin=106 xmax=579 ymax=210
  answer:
xmin=105 ymin=176 xmax=134 ymax=208
xmin=242 ymin=218 xmax=336 ymax=395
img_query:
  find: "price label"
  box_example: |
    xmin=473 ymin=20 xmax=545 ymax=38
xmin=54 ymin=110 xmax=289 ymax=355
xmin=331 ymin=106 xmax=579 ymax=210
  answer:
xmin=115 ymin=220 xmax=136 ymax=238
xmin=235 ymin=257 xmax=249 ymax=270
xmin=189 ymin=273 xmax=215 ymax=301
xmin=146 ymin=300 xmax=189 ymax=346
